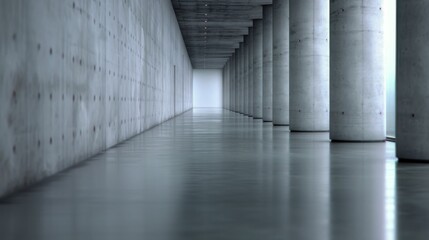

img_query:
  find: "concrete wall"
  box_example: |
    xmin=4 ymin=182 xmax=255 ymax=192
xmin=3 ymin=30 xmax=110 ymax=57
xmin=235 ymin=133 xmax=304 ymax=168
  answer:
xmin=0 ymin=0 xmax=192 ymax=197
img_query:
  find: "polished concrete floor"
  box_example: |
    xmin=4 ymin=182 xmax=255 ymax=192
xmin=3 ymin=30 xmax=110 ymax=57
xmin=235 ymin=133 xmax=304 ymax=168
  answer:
xmin=1 ymin=108 xmax=429 ymax=240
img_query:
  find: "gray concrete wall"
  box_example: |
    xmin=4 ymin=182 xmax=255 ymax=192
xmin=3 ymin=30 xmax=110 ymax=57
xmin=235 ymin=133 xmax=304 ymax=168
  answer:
xmin=0 ymin=0 xmax=192 ymax=197
xmin=272 ymin=0 xmax=290 ymax=126
xmin=290 ymin=0 xmax=329 ymax=131
xmin=253 ymin=20 xmax=264 ymax=119
xmin=330 ymin=0 xmax=385 ymax=141
xmin=263 ymin=5 xmax=273 ymax=122
xmin=396 ymin=0 xmax=429 ymax=161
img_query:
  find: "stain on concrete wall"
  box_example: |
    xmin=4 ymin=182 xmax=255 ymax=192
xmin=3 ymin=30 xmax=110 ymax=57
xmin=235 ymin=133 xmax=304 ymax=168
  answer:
xmin=0 ymin=0 xmax=193 ymax=197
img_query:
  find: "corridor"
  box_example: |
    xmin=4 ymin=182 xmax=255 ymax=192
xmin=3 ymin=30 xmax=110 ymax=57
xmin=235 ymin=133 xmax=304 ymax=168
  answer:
xmin=0 ymin=109 xmax=427 ymax=240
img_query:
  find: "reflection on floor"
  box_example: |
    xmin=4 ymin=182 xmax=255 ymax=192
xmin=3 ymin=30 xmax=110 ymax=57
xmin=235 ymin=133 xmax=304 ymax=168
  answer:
xmin=0 ymin=108 xmax=428 ymax=240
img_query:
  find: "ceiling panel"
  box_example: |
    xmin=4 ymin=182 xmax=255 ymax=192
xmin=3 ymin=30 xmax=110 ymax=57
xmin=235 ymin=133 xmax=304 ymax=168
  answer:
xmin=172 ymin=0 xmax=272 ymax=69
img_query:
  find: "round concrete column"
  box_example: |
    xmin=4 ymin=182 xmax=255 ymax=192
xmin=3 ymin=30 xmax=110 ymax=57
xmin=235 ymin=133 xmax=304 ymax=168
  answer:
xmin=230 ymin=54 xmax=235 ymax=111
xmin=248 ymin=28 xmax=254 ymax=117
xmin=231 ymin=51 xmax=237 ymax=112
xmin=289 ymin=0 xmax=329 ymax=132
xmin=235 ymin=49 xmax=240 ymax=113
xmin=397 ymin=1 xmax=429 ymax=161
xmin=223 ymin=62 xmax=227 ymax=109
xmin=228 ymin=61 xmax=231 ymax=110
xmin=273 ymin=0 xmax=290 ymax=126
xmin=238 ymin=45 xmax=243 ymax=114
xmin=253 ymin=20 xmax=264 ymax=119
xmin=241 ymin=43 xmax=246 ymax=114
xmin=244 ymin=36 xmax=249 ymax=116
xmin=330 ymin=0 xmax=385 ymax=141
xmin=240 ymin=43 xmax=245 ymax=114
xmin=263 ymin=5 xmax=273 ymax=122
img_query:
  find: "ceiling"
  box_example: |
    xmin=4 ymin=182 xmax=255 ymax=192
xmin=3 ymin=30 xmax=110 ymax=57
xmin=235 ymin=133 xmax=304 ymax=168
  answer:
xmin=172 ymin=0 xmax=272 ymax=69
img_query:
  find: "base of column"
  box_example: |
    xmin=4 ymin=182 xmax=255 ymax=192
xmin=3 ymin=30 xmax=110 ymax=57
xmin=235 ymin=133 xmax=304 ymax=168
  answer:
xmin=291 ymin=130 xmax=329 ymax=133
xmin=253 ymin=117 xmax=263 ymax=120
xmin=398 ymin=158 xmax=429 ymax=164
xmin=263 ymin=120 xmax=273 ymax=123
xmin=330 ymin=139 xmax=386 ymax=143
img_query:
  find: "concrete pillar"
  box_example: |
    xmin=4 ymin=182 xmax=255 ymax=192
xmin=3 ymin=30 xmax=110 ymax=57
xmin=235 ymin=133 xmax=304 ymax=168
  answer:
xmin=234 ymin=50 xmax=239 ymax=113
xmin=330 ymin=0 xmax=385 ymax=141
xmin=289 ymin=0 xmax=329 ymax=131
xmin=236 ymin=46 xmax=239 ymax=113
xmin=223 ymin=62 xmax=227 ymax=109
xmin=230 ymin=54 xmax=235 ymax=111
xmin=397 ymin=1 xmax=429 ymax=161
xmin=263 ymin=5 xmax=273 ymax=122
xmin=248 ymin=28 xmax=254 ymax=117
xmin=225 ymin=61 xmax=230 ymax=109
xmin=238 ymin=42 xmax=244 ymax=114
xmin=240 ymin=41 xmax=244 ymax=114
xmin=225 ymin=59 xmax=229 ymax=110
xmin=229 ymin=59 xmax=232 ymax=110
xmin=241 ymin=43 xmax=245 ymax=114
xmin=223 ymin=64 xmax=226 ymax=109
xmin=237 ymin=46 xmax=242 ymax=113
xmin=253 ymin=20 xmax=264 ymax=119
xmin=231 ymin=51 xmax=237 ymax=112
xmin=236 ymin=50 xmax=239 ymax=113
xmin=273 ymin=0 xmax=290 ymax=126
xmin=244 ymin=36 xmax=249 ymax=116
